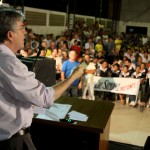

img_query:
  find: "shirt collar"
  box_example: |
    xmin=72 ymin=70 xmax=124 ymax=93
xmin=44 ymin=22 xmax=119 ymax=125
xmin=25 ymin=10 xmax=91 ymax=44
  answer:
xmin=0 ymin=44 xmax=16 ymax=57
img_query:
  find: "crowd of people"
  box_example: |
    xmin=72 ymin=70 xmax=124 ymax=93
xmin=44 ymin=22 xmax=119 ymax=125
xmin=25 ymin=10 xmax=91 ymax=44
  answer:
xmin=19 ymin=19 xmax=150 ymax=108
xmin=1 ymin=7 xmax=150 ymax=149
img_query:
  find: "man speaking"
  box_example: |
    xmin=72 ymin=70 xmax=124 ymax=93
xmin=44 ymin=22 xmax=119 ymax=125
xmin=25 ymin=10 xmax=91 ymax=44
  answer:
xmin=0 ymin=7 xmax=84 ymax=150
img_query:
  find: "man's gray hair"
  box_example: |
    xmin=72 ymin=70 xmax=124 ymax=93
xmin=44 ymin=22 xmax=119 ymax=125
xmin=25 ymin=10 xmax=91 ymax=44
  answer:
xmin=0 ymin=7 xmax=23 ymax=43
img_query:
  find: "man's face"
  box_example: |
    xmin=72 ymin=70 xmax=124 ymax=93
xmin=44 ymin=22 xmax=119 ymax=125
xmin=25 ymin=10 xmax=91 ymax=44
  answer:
xmin=41 ymin=42 xmax=47 ymax=48
xmin=84 ymin=55 xmax=90 ymax=63
xmin=123 ymin=66 xmax=128 ymax=73
xmin=11 ymin=20 xmax=26 ymax=52
xmin=74 ymin=35 xmax=78 ymax=40
xmin=136 ymin=67 xmax=141 ymax=73
xmin=128 ymin=49 xmax=132 ymax=55
xmin=69 ymin=51 xmax=77 ymax=61
xmin=113 ymin=66 xmax=118 ymax=71
xmin=102 ymin=62 xmax=108 ymax=68
xmin=125 ymin=61 xmax=129 ymax=66
xmin=50 ymin=42 xmax=55 ymax=48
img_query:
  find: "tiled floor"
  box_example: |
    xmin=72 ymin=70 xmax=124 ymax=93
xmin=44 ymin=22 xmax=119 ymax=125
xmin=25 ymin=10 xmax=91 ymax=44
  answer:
xmin=109 ymin=100 xmax=150 ymax=147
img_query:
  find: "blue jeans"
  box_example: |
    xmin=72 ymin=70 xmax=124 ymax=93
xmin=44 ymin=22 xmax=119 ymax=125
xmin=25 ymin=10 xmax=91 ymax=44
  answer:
xmin=63 ymin=86 xmax=78 ymax=97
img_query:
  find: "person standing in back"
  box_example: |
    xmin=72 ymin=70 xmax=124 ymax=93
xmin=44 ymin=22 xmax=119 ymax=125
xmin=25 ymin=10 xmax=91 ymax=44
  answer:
xmin=61 ymin=50 xmax=82 ymax=97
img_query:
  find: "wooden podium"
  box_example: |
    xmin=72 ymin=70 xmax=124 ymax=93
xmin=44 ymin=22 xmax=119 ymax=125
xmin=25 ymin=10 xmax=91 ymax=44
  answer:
xmin=30 ymin=97 xmax=114 ymax=150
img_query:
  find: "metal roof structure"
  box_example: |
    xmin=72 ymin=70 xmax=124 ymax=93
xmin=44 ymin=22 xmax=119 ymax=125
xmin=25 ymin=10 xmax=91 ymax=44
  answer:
xmin=3 ymin=0 xmax=109 ymax=17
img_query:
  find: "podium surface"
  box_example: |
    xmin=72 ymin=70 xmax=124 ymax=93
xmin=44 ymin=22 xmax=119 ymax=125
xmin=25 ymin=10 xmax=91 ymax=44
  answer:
xmin=30 ymin=97 xmax=114 ymax=150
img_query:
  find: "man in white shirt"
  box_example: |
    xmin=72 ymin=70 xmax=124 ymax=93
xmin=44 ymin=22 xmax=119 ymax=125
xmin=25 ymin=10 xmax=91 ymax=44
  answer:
xmin=81 ymin=54 xmax=96 ymax=100
xmin=0 ymin=7 xmax=84 ymax=150
xmin=124 ymin=48 xmax=135 ymax=63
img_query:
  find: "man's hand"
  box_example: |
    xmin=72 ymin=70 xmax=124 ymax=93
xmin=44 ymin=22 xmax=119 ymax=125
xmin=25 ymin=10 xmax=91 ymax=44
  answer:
xmin=53 ymin=64 xmax=84 ymax=101
xmin=70 ymin=64 xmax=84 ymax=80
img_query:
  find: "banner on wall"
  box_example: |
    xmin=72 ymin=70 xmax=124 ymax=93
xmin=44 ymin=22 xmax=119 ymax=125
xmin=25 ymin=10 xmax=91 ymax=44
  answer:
xmin=94 ymin=76 xmax=140 ymax=96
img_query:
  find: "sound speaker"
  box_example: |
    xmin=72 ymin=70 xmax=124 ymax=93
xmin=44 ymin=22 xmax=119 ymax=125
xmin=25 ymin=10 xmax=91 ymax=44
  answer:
xmin=143 ymin=136 xmax=150 ymax=150
xmin=20 ymin=57 xmax=35 ymax=71
xmin=33 ymin=58 xmax=56 ymax=87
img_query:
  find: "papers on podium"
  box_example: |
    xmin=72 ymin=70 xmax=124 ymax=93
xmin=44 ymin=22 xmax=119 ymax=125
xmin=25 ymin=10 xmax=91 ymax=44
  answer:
xmin=68 ymin=110 xmax=88 ymax=122
xmin=33 ymin=103 xmax=72 ymax=121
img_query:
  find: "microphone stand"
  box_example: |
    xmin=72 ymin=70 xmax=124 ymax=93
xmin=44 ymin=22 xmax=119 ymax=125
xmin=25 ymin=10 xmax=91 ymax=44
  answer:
xmin=30 ymin=45 xmax=45 ymax=71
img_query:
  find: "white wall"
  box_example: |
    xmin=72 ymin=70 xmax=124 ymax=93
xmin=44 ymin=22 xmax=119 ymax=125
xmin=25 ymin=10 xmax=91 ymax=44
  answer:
xmin=3 ymin=1 xmax=150 ymax=37
xmin=120 ymin=0 xmax=150 ymax=23
xmin=24 ymin=6 xmax=66 ymax=36
xmin=27 ymin=25 xmax=66 ymax=36
xmin=118 ymin=0 xmax=150 ymax=36
xmin=3 ymin=3 xmax=113 ymax=36
xmin=117 ymin=21 xmax=150 ymax=36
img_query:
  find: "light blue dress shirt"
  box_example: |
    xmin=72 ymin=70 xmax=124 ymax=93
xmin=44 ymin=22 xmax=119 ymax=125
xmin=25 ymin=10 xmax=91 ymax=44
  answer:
xmin=0 ymin=44 xmax=55 ymax=141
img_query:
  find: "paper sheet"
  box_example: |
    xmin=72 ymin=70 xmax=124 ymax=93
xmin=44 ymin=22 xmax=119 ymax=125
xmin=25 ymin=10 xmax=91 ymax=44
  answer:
xmin=33 ymin=103 xmax=72 ymax=121
xmin=68 ymin=110 xmax=88 ymax=122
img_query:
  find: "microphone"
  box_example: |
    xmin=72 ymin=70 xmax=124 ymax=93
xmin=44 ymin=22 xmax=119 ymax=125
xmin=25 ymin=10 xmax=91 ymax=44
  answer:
xmin=30 ymin=45 xmax=46 ymax=71
xmin=36 ymin=45 xmax=46 ymax=57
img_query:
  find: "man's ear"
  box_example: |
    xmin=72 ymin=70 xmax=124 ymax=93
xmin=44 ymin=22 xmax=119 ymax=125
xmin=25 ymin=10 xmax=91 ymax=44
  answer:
xmin=7 ymin=31 xmax=14 ymax=41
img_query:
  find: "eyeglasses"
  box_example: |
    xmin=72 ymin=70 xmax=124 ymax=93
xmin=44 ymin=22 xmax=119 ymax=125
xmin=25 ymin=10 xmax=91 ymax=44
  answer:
xmin=13 ymin=26 xmax=26 ymax=31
